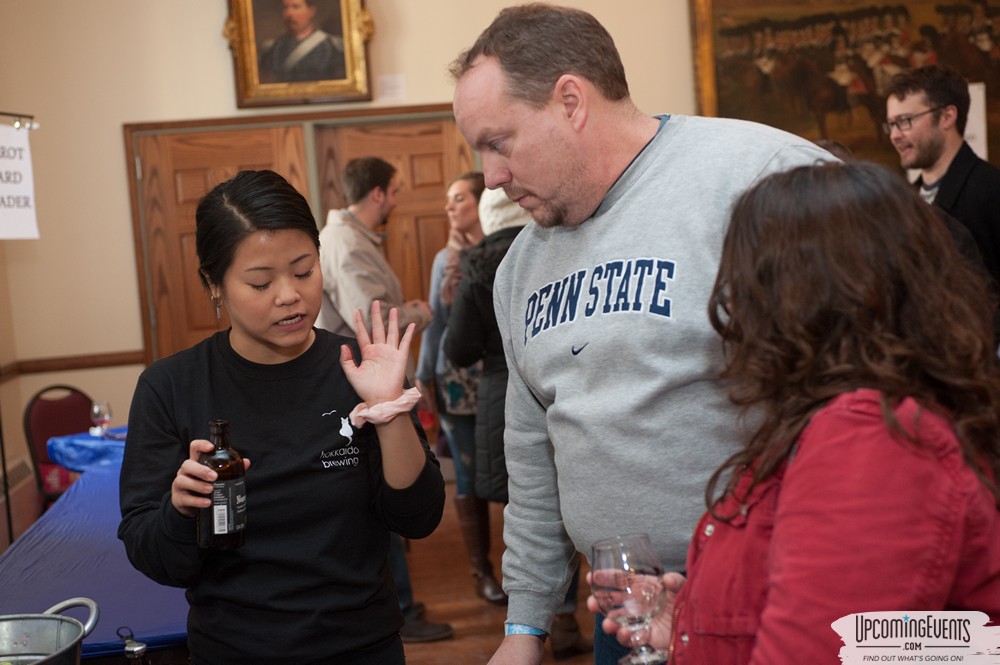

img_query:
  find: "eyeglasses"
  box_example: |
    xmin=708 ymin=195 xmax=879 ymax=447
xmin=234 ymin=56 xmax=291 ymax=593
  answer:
xmin=882 ymin=106 xmax=946 ymax=134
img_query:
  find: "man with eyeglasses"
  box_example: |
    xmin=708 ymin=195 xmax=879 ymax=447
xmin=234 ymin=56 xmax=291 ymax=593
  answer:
xmin=885 ymin=65 xmax=1000 ymax=289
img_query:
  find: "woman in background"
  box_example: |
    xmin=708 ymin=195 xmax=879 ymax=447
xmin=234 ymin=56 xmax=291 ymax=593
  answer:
xmin=414 ymin=172 xmax=506 ymax=604
xmin=119 ymin=170 xmax=445 ymax=664
xmin=592 ymin=161 xmax=1000 ymax=663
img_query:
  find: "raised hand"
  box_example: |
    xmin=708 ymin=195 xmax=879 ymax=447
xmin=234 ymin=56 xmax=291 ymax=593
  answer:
xmin=340 ymin=300 xmax=416 ymax=405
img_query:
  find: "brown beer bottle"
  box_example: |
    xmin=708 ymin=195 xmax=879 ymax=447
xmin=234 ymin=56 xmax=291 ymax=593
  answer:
xmin=196 ymin=419 xmax=246 ymax=549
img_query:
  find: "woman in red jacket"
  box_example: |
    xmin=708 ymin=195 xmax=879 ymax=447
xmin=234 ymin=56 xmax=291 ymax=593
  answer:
xmin=591 ymin=161 xmax=1000 ymax=664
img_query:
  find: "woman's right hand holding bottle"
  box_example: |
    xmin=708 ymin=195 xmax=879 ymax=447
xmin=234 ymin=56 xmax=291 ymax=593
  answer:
xmin=171 ymin=439 xmax=250 ymax=517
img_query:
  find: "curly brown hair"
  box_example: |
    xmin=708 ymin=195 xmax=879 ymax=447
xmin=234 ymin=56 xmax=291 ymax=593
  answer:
xmin=706 ymin=161 xmax=1000 ymax=516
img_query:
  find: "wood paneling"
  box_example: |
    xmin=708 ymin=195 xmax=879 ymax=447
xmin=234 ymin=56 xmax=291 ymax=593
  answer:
xmin=5 ymin=351 xmax=145 ymax=379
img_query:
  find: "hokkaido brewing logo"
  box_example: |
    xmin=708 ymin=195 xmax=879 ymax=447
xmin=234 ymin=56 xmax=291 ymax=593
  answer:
xmin=318 ymin=413 xmax=360 ymax=468
xmin=831 ymin=611 xmax=1000 ymax=664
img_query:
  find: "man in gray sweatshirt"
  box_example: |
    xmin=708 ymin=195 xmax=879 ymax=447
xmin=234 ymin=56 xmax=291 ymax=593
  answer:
xmin=450 ymin=4 xmax=835 ymax=664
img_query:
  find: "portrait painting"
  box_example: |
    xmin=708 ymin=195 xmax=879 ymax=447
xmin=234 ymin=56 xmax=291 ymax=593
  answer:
xmin=690 ymin=0 xmax=1000 ymax=166
xmin=226 ymin=0 xmax=373 ymax=107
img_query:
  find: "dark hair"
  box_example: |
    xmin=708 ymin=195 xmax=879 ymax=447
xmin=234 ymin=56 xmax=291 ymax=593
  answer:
xmin=707 ymin=161 xmax=1000 ymax=513
xmin=196 ymin=170 xmax=319 ymax=289
xmin=449 ymin=3 xmax=629 ymax=108
xmin=342 ymin=157 xmax=396 ymax=205
xmin=886 ymin=64 xmax=971 ymax=135
xmin=451 ymin=171 xmax=486 ymax=202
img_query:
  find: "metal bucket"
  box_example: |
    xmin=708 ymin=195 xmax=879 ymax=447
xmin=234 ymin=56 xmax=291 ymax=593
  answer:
xmin=0 ymin=598 xmax=99 ymax=665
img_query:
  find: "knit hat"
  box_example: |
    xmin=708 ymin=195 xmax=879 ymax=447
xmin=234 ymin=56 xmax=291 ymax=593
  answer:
xmin=478 ymin=187 xmax=532 ymax=236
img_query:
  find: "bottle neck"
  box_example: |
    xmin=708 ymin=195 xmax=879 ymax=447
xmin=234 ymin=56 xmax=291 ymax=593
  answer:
xmin=209 ymin=420 xmax=230 ymax=451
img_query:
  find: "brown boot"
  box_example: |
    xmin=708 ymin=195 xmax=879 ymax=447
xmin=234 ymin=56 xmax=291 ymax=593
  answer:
xmin=454 ymin=495 xmax=507 ymax=605
xmin=549 ymin=613 xmax=593 ymax=660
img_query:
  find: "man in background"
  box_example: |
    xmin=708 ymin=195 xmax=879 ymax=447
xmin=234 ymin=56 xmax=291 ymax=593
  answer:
xmin=317 ymin=156 xmax=432 ymax=337
xmin=317 ymin=156 xmax=449 ymax=643
xmin=449 ymin=5 xmax=834 ymax=664
xmin=886 ymin=64 xmax=1000 ymax=289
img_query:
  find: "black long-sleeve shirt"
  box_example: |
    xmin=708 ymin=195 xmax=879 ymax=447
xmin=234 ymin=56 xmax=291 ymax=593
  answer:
xmin=118 ymin=329 xmax=444 ymax=664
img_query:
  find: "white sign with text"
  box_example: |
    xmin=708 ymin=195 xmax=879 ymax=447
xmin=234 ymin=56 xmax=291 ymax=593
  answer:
xmin=833 ymin=611 xmax=1000 ymax=664
xmin=0 ymin=124 xmax=39 ymax=239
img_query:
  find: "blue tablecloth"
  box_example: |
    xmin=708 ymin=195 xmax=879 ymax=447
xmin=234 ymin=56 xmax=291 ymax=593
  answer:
xmin=0 ymin=461 xmax=188 ymax=657
xmin=47 ymin=426 xmax=127 ymax=472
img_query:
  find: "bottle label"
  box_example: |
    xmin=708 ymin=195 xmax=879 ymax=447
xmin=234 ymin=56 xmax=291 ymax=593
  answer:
xmin=210 ymin=477 xmax=247 ymax=534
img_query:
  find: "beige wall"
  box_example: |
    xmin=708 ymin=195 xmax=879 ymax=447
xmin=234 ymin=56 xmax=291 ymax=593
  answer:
xmin=0 ymin=0 xmax=695 ymax=537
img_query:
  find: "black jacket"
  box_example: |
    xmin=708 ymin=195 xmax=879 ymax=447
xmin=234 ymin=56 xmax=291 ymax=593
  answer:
xmin=920 ymin=141 xmax=1000 ymax=288
xmin=445 ymin=226 xmax=524 ymax=503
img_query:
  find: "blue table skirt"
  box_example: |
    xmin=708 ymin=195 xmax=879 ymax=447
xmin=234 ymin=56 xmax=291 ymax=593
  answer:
xmin=0 ymin=462 xmax=188 ymax=657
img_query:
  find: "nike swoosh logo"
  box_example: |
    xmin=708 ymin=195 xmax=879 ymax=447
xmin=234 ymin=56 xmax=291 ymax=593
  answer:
xmin=571 ymin=343 xmax=588 ymax=355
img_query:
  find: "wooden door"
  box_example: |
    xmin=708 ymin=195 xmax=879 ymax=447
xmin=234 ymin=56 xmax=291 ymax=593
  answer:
xmin=132 ymin=126 xmax=309 ymax=362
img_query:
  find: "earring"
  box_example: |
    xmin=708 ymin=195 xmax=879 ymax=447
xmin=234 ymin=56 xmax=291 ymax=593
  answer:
xmin=211 ymin=295 xmax=222 ymax=321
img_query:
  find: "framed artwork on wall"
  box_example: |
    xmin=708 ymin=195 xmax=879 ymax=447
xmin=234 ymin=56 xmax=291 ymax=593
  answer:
xmin=689 ymin=0 xmax=1000 ymax=166
xmin=225 ymin=0 xmax=374 ymax=108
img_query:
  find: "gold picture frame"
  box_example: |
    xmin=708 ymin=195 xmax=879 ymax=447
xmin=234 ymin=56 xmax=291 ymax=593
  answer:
xmin=225 ymin=0 xmax=374 ymax=108
xmin=689 ymin=0 xmax=1000 ymax=166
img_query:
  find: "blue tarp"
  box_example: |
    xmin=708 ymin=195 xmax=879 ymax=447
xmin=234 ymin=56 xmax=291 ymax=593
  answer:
xmin=0 ymin=462 xmax=188 ymax=657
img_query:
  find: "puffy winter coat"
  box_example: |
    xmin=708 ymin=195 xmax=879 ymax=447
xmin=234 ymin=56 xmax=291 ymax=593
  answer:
xmin=445 ymin=226 xmax=524 ymax=503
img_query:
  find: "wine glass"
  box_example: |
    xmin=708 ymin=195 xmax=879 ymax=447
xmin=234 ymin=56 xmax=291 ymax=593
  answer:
xmin=591 ymin=533 xmax=669 ymax=665
xmin=90 ymin=401 xmax=112 ymax=437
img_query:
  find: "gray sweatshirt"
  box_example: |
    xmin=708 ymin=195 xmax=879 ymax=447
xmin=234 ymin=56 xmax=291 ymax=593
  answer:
xmin=493 ymin=114 xmax=835 ymax=631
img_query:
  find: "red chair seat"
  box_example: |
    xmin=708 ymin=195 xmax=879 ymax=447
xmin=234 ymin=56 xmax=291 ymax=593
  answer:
xmin=38 ymin=462 xmax=75 ymax=496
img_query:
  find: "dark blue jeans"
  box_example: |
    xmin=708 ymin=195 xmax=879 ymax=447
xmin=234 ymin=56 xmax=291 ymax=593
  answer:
xmin=439 ymin=411 xmax=476 ymax=496
xmin=593 ymin=612 xmax=631 ymax=664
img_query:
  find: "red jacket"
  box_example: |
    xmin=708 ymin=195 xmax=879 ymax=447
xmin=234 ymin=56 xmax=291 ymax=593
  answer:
xmin=670 ymin=389 xmax=1000 ymax=664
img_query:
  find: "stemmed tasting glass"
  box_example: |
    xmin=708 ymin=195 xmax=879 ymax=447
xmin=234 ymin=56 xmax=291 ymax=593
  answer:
xmin=90 ymin=401 xmax=112 ymax=438
xmin=591 ymin=533 xmax=669 ymax=665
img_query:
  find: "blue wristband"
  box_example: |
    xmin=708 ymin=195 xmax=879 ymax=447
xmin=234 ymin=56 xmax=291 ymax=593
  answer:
xmin=505 ymin=622 xmax=547 ymax=637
